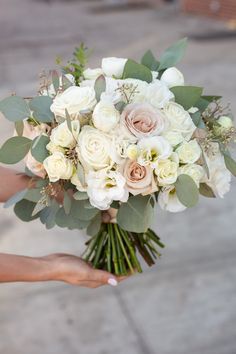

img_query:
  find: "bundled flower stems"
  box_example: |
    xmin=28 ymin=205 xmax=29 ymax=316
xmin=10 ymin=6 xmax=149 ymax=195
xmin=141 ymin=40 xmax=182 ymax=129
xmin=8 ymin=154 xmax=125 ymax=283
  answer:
xmin=0 ymin=39 xmax=235 ymax=276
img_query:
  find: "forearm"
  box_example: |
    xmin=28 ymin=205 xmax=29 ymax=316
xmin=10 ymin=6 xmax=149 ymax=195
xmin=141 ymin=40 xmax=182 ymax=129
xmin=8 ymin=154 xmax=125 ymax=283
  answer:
xmin=0 ymin=166 xmax=30 ymax=203
xmin=0 ymin=254 xmax=55 ymax=283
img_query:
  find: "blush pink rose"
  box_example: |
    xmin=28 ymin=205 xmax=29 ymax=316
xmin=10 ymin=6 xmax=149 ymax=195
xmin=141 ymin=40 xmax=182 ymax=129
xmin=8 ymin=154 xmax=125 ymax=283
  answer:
xmin=123 ymin=159 xmax=158 ymax=196
xmin=121 ymin=103 xmax=166 ymax=139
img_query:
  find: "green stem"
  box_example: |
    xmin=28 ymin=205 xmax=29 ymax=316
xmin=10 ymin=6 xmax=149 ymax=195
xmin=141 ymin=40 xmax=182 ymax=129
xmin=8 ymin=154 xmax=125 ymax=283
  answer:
xmin=119 ymin=227 xmax=142 ymax=273
xmin=148 ymin=229 xmax=165 ymax=248
xmin=84 ymin=230 xmax=102 ymax=261
xmin=107 ymin=229 xmax=112 ymax=273
xmin=108 ymin=224 xmax=119 ymax=275
xmin=92 ymin=231 xmax=107 ymax=268
xmin=114 ymin=224 xmax=134 ymax=274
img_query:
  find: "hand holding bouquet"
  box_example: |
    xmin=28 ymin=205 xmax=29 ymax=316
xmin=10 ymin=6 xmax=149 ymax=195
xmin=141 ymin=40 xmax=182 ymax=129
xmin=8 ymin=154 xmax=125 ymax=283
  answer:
xmin=0 ymin=39 xmax=235 ymax=276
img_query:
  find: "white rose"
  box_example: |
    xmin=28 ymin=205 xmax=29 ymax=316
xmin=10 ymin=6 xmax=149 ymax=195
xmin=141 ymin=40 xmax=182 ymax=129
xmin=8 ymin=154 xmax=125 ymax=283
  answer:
xmin=137 ymin=136 xmax=172 ymax=166
xmin=178 ymin=163 xmax=205 ymax=187
xmin=43 ymin=152 xmax=74 ymax=182
xmin=46 ymin=141 xmax=65 ymax=154
xmin=92 ymin=100 xmax=120 ymax=133
xmin=122 ymin=78 xmax=148 ymax=103
xmin=162 ymin=131 xmax=184 ymax=147
xmin=203 ymin=150 xmax=231 ymax=198
xmin=50 ymin=86 xmax=96 ymax=119
xmin=176 ymin=139 xmax=201 ymax=164
xmin=161 ymin=67 xmax=184 ymax=88
xmin=102 ymin=57 xmax=127 ymax=78
xmin=109 ymin=133 xmax=135 ymax=164
xmin=145 ymin=80 xmax=174 ymax=109
xmin=155 ymin=157 xmax=179 ymax=186
xmin=83 ymin=68 xmax=103 ymax=80
xmin=50 ymin=120 xmax=80 ymax=148
xmin=163 ymin=102 xmax=196 ymax=142
xmin=77 ymin=126 xmax=111 ymax=170
xmin=218 ymin=116 xmax=234 ymax=129
xmin=87 ymin=169 xmax=128 ymax=210
xmin=158 ymin=186 xmax=186 ymax=213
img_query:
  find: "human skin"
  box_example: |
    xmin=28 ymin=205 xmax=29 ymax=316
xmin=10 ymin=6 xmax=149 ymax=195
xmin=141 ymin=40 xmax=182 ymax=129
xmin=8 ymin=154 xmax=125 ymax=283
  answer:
xmin=0 ymin=167 xmax=122 ymax=287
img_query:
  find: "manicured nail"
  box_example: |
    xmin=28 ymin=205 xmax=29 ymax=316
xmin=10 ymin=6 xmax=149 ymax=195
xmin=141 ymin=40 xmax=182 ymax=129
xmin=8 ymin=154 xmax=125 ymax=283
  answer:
xmin=108 ymin=278 xmax=118 ymax=287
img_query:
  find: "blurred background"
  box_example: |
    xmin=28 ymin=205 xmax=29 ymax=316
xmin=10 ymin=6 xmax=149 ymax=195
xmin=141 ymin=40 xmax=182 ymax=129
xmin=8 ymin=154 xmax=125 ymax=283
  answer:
xmin=0 ymin=0 xmax=236 ymax=353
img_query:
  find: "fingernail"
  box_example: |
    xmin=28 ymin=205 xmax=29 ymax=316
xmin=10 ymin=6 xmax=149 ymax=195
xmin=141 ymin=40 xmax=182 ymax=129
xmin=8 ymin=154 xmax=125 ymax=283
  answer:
xmin=108 ymin=278 xmax=118 ymax=287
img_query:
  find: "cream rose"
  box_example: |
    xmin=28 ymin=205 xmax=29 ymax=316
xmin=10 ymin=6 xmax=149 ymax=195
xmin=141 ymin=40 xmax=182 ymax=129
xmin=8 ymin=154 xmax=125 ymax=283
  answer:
xmin=77 ymin=126 xmax=111 ymax=170
xmin=46 ymin=141 xmax=65 ymax=154
xmin=92 ymin=100 xmax=120 ymax=133
xmin=178 ymin=164 xmax=205 ymax=187
xmin=121 ymin=103 xmax=166 ymax=139
xmin=163 ymin=102 xmax=196 ymax=142
xmin=83 ymin=68 xmax=103 ymax=80
xmin=50 ymin=120 xmax=80 ymax=148
xmin=161 ymin=67 xmax=184 ymax=88
xmin=122 ymin=159 xmax=158 ymax=196
xmin=176 ymin=139 xmax=201 ymax=164
xmin=43 ymin=152 xmax=74 ymax=182
xmin=50 ymin=86 xmax=96 ymax=119
xmin=102 ymin=57 xmax=127 ymax=78
xmin=145 ymin=80 xmax=174 ymax=109
xmin=155 ymin=157 xmax=178 ymax=186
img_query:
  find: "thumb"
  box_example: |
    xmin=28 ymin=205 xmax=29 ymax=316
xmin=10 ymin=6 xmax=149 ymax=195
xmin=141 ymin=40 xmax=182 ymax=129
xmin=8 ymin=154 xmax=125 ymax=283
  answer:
xmin=89 ymin=269 xmax=118 ymax=286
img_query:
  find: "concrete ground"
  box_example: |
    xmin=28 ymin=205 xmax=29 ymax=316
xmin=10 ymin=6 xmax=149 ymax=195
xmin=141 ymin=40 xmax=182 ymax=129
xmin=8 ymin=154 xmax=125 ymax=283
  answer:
xmin=0 ymin=1 xmax=236 ymax=353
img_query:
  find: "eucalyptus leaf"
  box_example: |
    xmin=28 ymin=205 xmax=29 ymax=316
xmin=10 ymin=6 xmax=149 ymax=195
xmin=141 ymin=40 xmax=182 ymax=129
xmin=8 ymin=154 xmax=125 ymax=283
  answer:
xmin=122 ymin=59 xmax=152 ymax=83
xmin=77 ymin=162 xmax=85 ymax=187
xmin=87 ymin=212 xmax=102 ymax=236
xmin=141 ymin=50 xmax=159 ymax=71
xmin=175 ymin=174 xmax=199 ymax=208
xmin=63 ymin=191 xmax=72 ymax=215
xmin=51 ymin=70 xmax=60 ymax=92
xmin=55 ymin=207 xmax=90 ymax=230
xmin=224 ymin=154 xmax=236 ymax=177
xmin=25 ymin=188 xmax=43 ymax=203
xmin=31 ymin=135 xmax=50 ymax=163
xmin=65 ymin=109 xmax=72 ymax=133
xmin=40 ymin=200 xmax=60 ymax=229
xmin=14 ymin=200 xmax=39 ymax=222
xmin=73 ymin=191 xmax=88 ymax=200
xmin=158 ymin=38 xmax=188 ymax=70
xmin=4 ymin=188 xmax=28 ymax=209
xmin=0 ymin=96 xmax=30 ymax=122
xmin=0 ymin=136 xmax=32 ymax=164
xmin=117 ymin=195 xmax=154 ymax=233
xmin=170 ymin=86 xmax=203 ymax=110
xmin=29 ymin=96 xmax=54 ymax=123
xmin=15 ymin=121 xmax=24 ymax=136
xmin=94 ymin=75 xmax=106 ymax=101
xmin=32 ymin=201 xmax=46 ymax=216
xmin=199 ymin=183 xmax=216 ymax=198
xmin=70 ymin=200 xmax=98 ymax=221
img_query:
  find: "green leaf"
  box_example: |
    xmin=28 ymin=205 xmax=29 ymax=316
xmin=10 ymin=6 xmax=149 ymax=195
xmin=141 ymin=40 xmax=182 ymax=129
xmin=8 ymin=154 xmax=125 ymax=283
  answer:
xmin=25 ymin=188 xmax=43 ymax=203
xmin=175 ymin=174 xmax=199 ymax=208
xmin=195 ymin=97 xmax=210 ymax=113
xmin=170 ymin=86 xmax=203 ymax=110
xmin=0 ymin=137 xmax=32 ymax=164
xmin=32 ymin=201 xmax=46 ymax=216
xmin=158 ymin=38 xmax=188 ymax=70
xmin=87 ymin=212 xmax=102 ymax=236
xmin=0 ymin=96 xmax=30 ymax=122
xmin=70 ymin=200 xmax=98 ymax=221
xmin=14 ymin=199 xmax=39 ymax=222
xmin=31 ymin=135 xmax=50 ymax=163
xmin=40 ymin=200 xmax=60 ymax=229
xmin=122 ymin=59 xmax=152 ymax=83
xmin=15 ymin=121 xmax=24 ymax=136
xmin=63 ymin=191 xmax=72 ymax=215
xmin=73 ymin=191 xmax=88 ymax=200
xmin=202 ymin=95 xmax=222 ymax=102
xmin=55 ymin=207 xmax=90 ymax=230
xmin=29 ymin=96 xmax=54 ymax=123
xmin=4 ymin=188 xmax=28 ymax=209
xmin=224 ymin=154 xmax=236 ymax=177
xmin=199 ymin=183 xmax=216 ymax=198
xmin=117 ymin=195 xmax=154 ymax=233
xmin=65 ymin=109 xmax=72 ymax=133
xmin=50 ymin=70 xmax=60 ymax=92
xmin=76 ymin=162 xmax=85 ymax=187
xmin=94 ymin=75 xmax=106 ymax=101
xmin=141 ymin=50 xmax=159 ymax=71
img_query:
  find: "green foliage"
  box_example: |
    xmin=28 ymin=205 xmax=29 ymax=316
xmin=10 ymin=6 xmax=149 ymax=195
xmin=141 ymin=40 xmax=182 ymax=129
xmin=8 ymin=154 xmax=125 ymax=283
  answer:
xmin=141 ymin=50 xmax=159 ymax=71
xmin=0 ymin=137 xmax=32 ymax=164
xmin=158 ymin=38 xmax=188 ymax=70
xmin=87 ymin=212 xmax=102 ymax=236
xmin=15 ymin=121 xmax=24 ymax=136
xmin=191 ymin=111 xmax=205 ymax=129
xmin=63 ymin=191 xmax=72 ymax=215
xmin=14 ymin=199 xmax=39 ymax=222
xmin=29 ymin=96 xmax=54 ymax=123
xmin=224 ymin=154 xmax=236 ymax=177
xmin=70 ymin=200 xmax=98 ymax=221
xmin=73 ymin=191 xmax=89 ymax=200
xmin=122 ymin=59 xmax=153 ymax=83
xmin=195 ymin=95 xmax=222 ymax=113
xmin=55 ymin=207 xmax=90 ymax=230
xmin=175 ymin=174 xmax=199 ymax=208
xmin=94 ymin=75 xmax=106 ymax=101
xmin=0 ymin=96 xmax=31 ymax=122
xmin=25 ymin=188 xmax=43 ymax=203
xmin=60 ymin=43 xmax=90 ymax=86
xmin=117 ymin=195 xmax=154 ymax=233
xmin=199 ymin=183 xmax=216 ymax=198
xmin=4 ymin=189 xmax=28 ymax=209
xmin=40 ymin=200 xmax=60 ymax=229
xmin=170 ymin=86 xmax=203 ymax=110
xmin=31 ymin=135 xmax=50 ymax=163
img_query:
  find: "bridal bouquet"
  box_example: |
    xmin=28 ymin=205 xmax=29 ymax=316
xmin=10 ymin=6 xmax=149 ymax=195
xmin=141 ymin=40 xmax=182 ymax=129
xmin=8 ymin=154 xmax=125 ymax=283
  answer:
xmin=0 ymin=39 xmax=235 ymax=276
